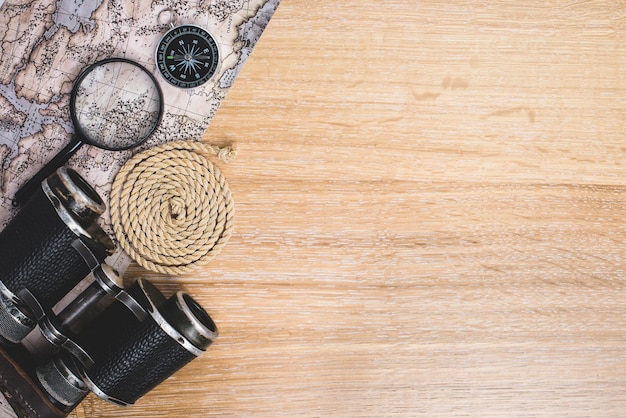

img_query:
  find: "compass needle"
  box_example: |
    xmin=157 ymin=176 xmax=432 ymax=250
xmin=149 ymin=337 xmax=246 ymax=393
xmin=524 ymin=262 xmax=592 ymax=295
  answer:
xmin=156 ymin=24 xmax=219 ymax=89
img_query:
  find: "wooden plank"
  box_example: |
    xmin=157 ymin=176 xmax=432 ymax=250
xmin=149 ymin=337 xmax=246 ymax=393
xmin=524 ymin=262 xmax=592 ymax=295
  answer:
xmin=71 ymin=1 xmax=626 ymax=416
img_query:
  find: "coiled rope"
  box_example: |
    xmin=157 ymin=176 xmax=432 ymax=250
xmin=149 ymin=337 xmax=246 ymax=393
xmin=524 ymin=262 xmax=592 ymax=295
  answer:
xmin=110 ymin=140 xmax=236 ymax=275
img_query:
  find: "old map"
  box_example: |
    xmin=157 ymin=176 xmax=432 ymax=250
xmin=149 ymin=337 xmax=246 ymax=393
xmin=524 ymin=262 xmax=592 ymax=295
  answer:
xmin=0 ymin=0 xmax=279 ymax=270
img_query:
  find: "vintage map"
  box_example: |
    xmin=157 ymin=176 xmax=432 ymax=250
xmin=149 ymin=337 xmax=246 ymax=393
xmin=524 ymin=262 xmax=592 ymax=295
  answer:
xmin=0 ymin=0 xmax=279 ymax=270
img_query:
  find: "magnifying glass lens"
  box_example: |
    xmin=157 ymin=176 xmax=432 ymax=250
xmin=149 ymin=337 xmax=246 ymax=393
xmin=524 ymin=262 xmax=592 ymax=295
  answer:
xmin=73 ymin=60 xmax=163 ymax=151
xmin=12 ymin=58 xmax=163 ymax=207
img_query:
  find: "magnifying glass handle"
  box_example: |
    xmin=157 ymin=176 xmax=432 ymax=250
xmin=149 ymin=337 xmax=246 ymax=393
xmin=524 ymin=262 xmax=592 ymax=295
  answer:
xmin=13 ymin=139 xmax=84 ymax=206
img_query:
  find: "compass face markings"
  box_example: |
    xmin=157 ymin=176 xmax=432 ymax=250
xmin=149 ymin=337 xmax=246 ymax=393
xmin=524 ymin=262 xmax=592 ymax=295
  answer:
xmin=156 ymin=24 xmax=219 ymax=89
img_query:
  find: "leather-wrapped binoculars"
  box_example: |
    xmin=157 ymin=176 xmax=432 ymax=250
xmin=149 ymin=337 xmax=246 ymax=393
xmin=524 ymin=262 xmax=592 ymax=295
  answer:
xmin=0 ymin=168 xmax=217 ymax=417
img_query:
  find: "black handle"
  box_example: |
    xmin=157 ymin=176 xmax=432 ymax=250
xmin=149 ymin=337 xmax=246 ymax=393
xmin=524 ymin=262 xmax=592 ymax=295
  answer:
xmin=12 ymin=138 xmax=84 ymax=206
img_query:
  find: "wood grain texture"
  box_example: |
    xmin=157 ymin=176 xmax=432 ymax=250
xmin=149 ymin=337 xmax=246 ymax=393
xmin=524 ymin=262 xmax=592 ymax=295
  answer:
xmin=70 ymin=1 xmax=626 ymax=416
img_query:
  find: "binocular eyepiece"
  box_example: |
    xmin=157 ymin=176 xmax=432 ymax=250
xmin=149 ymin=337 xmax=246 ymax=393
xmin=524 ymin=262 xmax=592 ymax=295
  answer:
xmin=0 ymin=168 xmax=218 ymax=412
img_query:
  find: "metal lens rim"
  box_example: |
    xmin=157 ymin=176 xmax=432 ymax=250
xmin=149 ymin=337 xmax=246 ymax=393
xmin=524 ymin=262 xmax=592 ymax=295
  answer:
xmin=176 ymin=291 xmax=218 ymax=345
xmin=62 ymin=167 xmax=105 ymax=216
xmin=135 ymin=279 xmax=206 ymax=356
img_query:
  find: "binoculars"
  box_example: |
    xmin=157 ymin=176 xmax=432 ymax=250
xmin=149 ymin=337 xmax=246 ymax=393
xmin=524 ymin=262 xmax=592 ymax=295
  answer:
xmin=0 ymin=168 xmax=217 ymax=415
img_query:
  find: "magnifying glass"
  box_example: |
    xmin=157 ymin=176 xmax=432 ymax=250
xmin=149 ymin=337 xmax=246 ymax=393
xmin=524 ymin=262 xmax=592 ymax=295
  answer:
xmin=13 ymin=58 xmax=164 ymax=206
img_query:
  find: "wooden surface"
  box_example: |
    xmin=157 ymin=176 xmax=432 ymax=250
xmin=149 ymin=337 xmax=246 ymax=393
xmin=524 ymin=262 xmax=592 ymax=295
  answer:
xmin=71 ymin=1 xmax=626 ymax=416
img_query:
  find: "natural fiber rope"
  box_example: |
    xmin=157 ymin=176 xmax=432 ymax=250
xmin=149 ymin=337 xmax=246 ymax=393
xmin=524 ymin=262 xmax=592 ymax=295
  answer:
xmin=110 ymin=140 xmax=236 ymax=275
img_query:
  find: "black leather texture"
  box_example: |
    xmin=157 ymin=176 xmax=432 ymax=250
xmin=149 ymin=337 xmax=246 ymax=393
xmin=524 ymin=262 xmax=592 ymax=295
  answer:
xmin=82 ymin=304 xmax=196 ymax=404
xmin=0 ymin=189 xmax=93 ymax=307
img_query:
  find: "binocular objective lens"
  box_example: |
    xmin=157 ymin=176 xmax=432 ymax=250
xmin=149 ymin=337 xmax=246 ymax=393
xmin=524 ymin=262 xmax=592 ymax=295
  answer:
xmin=78 ymin=279 xmax=218 ymax=406
xmin=0 ymin=168 xmax=113 ymax=343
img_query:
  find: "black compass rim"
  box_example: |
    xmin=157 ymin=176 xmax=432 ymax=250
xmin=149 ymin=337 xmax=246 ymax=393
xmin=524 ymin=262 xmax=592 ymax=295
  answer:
xmin=155 ymin=24 xmax=220 ymax=89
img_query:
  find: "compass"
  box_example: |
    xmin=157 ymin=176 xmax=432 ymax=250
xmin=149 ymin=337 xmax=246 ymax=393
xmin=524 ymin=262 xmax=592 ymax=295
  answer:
xmin=155 ymin=24 xmax=220 ymax=89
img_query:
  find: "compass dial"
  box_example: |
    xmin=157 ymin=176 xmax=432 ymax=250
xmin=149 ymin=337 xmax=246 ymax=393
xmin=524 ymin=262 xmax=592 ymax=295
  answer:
xmin=156 ymin=24 xmax=220 ymax=89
